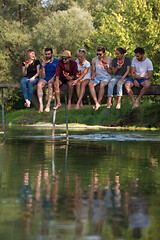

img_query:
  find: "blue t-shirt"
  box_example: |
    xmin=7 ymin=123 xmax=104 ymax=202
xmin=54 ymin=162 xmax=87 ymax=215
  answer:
xmin=40 ymin=58 xmax=59 ymax=81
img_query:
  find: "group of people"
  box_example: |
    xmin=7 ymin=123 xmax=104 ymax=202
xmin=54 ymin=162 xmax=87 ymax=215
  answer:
xmin=21 ymin=46 xmax=153 ymax=112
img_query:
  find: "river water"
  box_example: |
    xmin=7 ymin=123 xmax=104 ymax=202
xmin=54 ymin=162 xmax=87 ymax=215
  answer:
xmin=0 ymin=126 xmax=160 ymax=240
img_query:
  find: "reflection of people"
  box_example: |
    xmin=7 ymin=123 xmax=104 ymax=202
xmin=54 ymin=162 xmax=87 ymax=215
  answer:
xmin=19 ymin=171 xmax=33 ymax=236
xmin=107 ymin=48 xmax=131 ymax=109
xmin=72 ymin=49 xmax=91 ymax=109
xmin=21 ymin=49 xmax=40 ymax=108
xmin=54 ymin=50 xmax=78 ymax=110
xmin=37 ymin=47 xmax=59 ymax=113
xmin=89 ymin=45 xmax=112 ymax=110
xmin=125 ymin=47 xmax=153 ymax=109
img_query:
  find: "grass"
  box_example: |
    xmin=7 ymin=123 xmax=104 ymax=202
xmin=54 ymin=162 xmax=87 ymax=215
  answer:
xmin=1 ymin=100 xmax=160 ymax=129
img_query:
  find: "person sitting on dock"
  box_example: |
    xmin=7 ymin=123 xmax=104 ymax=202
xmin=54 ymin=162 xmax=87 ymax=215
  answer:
xmin=53 ymin=50 xmax=78 ymax=110
xmin=89 ymin=45 xmax=112 ymax=110
xmin=72 ymin=49 xmax=91 ymax=109
xmin=125 ymin=47 xmax=153 ymax=109
xmin=21 ymin=49 xmax=40 ymax=108
xmin=37 ymin=47 xmax=59 ymax=113
xmin=107 ymin=47 xmax=131 ymax=109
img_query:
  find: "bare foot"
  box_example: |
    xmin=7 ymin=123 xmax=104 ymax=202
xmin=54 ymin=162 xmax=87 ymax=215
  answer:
xmin=132 ymin=100 xmax=139 ymax=109
xmin=116 ymin=103 xmax=121 ymax=109
xmin=80 ymin=102 xmax=83 ymax=107
xmin=45 ymin=105 xmax=50 ymax=112
xmin=75 ymin=103 xmax=80 ymax=109
xmin=25 ymin=99 xmax=31 ymax=108
xmin=107 ymin=104 xmax=112 ymax=109
xmin=94 ymin=102 xmax=101 ymax=110
xmin=68 ymin=103 xmax=72 ymax=109
xmin=53 ymin=103 xmax=61 ymax=110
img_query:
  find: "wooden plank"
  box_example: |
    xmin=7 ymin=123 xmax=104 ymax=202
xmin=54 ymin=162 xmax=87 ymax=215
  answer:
xmin=0 ymin=83 xmax=160 ymax=95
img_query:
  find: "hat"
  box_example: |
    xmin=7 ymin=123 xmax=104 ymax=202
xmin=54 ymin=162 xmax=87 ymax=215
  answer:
xmin=61 ymin=50 xmax=71 ymax=57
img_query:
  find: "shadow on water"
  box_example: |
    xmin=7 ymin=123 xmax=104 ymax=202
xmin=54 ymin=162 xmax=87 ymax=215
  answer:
xmin=0 ymin=126 xmax=160 ymax=240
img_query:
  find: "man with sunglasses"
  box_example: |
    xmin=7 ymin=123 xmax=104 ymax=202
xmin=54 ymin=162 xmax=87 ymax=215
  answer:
xmin=89 ymin=46 xmax=112 ymax=110
xmin=53 ymin=50 xmax=77 ymax=110
xmin=37 ymin=47 xmax=59 ymax=113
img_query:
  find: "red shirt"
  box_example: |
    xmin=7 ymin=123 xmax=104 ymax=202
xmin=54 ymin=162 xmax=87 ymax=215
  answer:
xmin=56 ymin=59 xmax=78 ymax=78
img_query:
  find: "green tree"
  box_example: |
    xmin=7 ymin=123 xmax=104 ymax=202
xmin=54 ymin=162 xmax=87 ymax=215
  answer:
xmin=32 ymin=6 xmax=94 ymax=58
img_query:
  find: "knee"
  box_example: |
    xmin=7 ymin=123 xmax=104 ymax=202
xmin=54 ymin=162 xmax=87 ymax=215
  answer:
xmin=37 ymin=82 xmax=43 ymax=90
xmin=125 ymin=82 xmax=131 ymax=91
xmin=108 ymin=81 xmax=114 ymax=87
xmin=99 ymin=83 xmax=105 ymax=89
xmin=89 ymin=81 xmax=94 ymax=89
xmin=144 ymin=81 xmax=151 ymax=89
xmin=48 ymin=83 xmax=53 ymax=89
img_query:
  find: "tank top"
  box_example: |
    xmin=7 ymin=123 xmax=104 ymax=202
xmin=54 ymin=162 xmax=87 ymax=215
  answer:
xmin=95 ymin=56 xmax=111 ymax=77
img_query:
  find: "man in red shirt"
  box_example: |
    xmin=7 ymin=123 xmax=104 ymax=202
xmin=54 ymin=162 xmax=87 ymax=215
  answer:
xmin=54 ymin=50 xmax=77 ymax=109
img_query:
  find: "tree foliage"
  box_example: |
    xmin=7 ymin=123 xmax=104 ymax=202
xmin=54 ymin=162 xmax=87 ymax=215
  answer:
xmin=0 ymin=0 xmax=160 ymax=109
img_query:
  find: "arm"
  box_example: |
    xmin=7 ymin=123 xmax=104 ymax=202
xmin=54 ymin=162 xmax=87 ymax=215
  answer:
xmin=104 ymin=58 xmax=112 ymax=74
xmin=72 ymin=67 xmax=89 ymax=85
xmin=22 ymin=64 xmax=28 ymax=77
xmin=112 ymin=65 xmax=122 ymax=74
xmin=136 ymin=70 xmax=152 ymax=80
xmin=66 ymin=61 xmax=78 ymax=81
xmin=41 ymin=61 xmax=46 ymax=78
xmin=77 ymin=67 xmax=89 ymax=81
xmin=91 ymin=58 xmax=96 ymax=80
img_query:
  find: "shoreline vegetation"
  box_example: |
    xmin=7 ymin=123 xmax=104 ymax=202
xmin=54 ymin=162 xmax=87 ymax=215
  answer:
xmin=1 ymin=100 xmax=160 ymax=130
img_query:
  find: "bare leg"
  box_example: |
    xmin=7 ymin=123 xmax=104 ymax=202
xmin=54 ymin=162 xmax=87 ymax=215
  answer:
xmin=107 ymin=97 xmax=112 ymax=109
xmin=67 ymin=80 xmax=74 ymax=109
xmin=53 ymin=80 xmax=62 ymax=110
xmin=45 ymin=79 xmax=54 ymax=112
xmin=98 ymin=81 xmax=107 ymax=104
xmin=132 ymin=81 xmax=150 ymax=109
xmin=75 ymin=79 xmax=89 ymax=109
xmin=89 ymin=81 xmax=101 ymax=110
xmin=116 ymin=96 xmax=122 ymax=109
xmin=37 ymin=79 xmax=47 ymax=113
xmin=125 ymin=81 xmax=135 ymax=105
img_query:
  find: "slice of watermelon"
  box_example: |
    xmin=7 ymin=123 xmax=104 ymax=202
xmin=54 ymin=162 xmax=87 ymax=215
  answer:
xmin=117 ymin=60 xmax=124 ymax=66
xmin=132 ymin=71 xmax=136 ymax=75
xmin=76 ymin=70 xmax=83 ymax=77
xmin=63 ymin=71 xmax=69 ymax=77
xmin=43 ymin=59 xmax=50 ymax=63
xmin=102 ymin=60 xmax=108 ymax=64
xmin=23 ymin=61 xmax=30 ymax=65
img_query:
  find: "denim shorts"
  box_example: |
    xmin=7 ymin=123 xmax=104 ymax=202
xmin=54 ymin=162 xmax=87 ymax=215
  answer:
xmin=90 ymin=76 xmax=111 ymax=85
xmin=126 ymin=78 xmax=150 ymax=85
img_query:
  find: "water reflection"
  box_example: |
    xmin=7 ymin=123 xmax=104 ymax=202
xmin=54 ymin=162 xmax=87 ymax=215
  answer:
xmin=17 ymin=165 xmax=151 ymax=239
xmin=0 ymin=128 xmax=160 ymax=239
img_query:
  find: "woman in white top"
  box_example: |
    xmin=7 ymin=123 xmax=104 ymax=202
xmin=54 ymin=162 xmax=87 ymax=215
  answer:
xmin=72 ymin=49 xmax=91 ymax=109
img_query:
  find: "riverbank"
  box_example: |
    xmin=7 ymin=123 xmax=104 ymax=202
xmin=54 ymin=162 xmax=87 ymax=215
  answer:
xmin=1 ymin=100 xmax=160 ymax=129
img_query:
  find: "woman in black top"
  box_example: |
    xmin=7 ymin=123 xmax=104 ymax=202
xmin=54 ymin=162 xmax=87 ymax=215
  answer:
xmin=107 ymin=48 xmax=131 ymax=109
xmin=21 ymin=49 xmax=40 ymax=107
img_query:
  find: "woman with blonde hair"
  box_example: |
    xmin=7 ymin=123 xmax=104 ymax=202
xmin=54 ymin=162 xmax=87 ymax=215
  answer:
xmin=72 ymin=49 xmax=91 ymax=109
xmin=21 ymin=49 xmax=40 ymax=107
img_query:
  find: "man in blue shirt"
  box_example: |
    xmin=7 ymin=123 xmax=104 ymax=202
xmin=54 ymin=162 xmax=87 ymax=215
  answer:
xmin=37 ymin=47 xmax=59 ymax=113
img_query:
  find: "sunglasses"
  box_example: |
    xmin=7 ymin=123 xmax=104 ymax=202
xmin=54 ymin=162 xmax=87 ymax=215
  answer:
xmin=97 ymin=53 xmax=102 ymax=56
xmin=62 ymin=57 xmax=69 ymax=60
